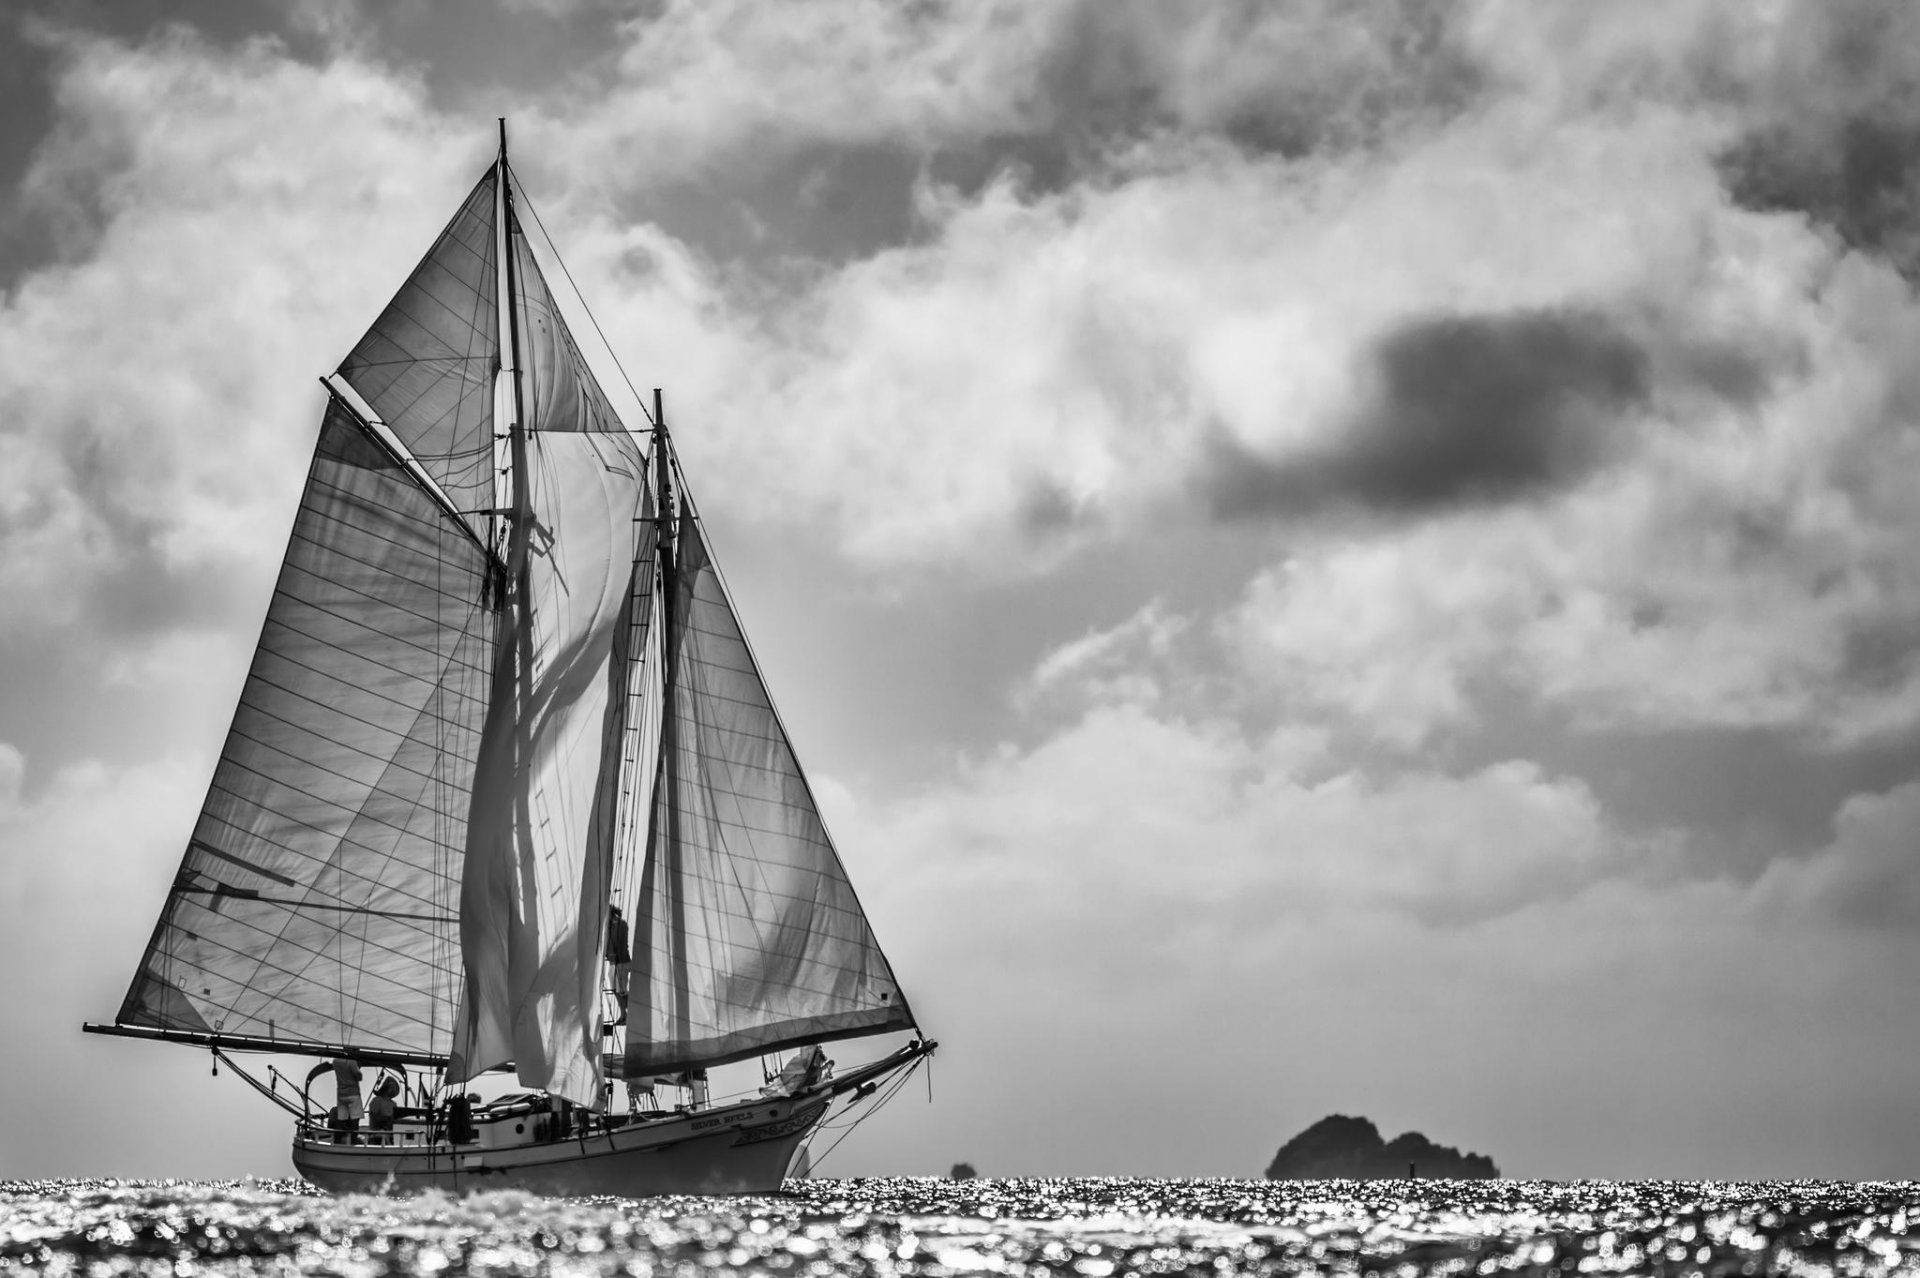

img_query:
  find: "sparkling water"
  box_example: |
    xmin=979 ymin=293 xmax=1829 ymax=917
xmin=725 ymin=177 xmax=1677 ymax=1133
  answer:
xmin=4 ymin=1177 xmax=1917 ymax=1275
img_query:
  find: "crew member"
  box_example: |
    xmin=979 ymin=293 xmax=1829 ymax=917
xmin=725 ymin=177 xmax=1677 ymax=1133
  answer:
xmin=331 ymin=1057 xmax=364 ymax=1133
xmin=368 ymin=1076 xmax=399 ymax=1133
xmin=606 ymin=904 xmax=632 ymax=1024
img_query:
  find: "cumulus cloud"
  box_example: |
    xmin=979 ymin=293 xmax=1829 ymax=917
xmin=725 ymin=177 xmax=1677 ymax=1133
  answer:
xmin=1019 ymin=599 xmax=1193 ymax=712
xmin=535 ymin=0 xmax=1484 ymax=199
xmin=1720 ymin=0 xmax=1920 ymax=279
xmin=0 ymin=27 xmax=483 ymax=645
xmin=836 ymin=686 xmax=1920 ymax=1176
xmin=1754 ymin=781 xmax=1920 ymax=929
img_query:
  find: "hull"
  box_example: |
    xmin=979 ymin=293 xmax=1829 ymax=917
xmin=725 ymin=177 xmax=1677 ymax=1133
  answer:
xmin=292 ymin=1095 xmax=827 ymax=1196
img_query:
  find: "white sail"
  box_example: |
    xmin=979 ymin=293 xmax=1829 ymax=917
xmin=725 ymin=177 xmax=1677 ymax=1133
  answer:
xmin=336 ymin=172 xmax=501 ymax=543
xmin=622 ymin=513 xmax=914 ymax=1074
xmin=447 ymin=213 xmax=650 ymax=1104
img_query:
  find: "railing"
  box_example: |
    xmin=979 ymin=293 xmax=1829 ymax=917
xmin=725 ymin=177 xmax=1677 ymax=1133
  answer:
xmin=300 ymin=1123 xmax=437 ymax=1148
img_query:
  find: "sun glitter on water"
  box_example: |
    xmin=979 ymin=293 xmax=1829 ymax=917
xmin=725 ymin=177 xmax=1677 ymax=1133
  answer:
xmin=5 ymin=1177 xmax=1920 ymax=1276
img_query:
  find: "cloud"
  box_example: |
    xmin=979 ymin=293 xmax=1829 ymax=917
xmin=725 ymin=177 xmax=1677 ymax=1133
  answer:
xmin=1019 ymin=599 xmax=1193 ymax=713
xmin=535 ymin=0 xmax=1487 ymax=204
xmin=864 ymin=701 xmax=1641 ymax=956
xmin=0 ymin=740 xmax=291 ymax=1178
xmin=1755 ymin=781 xmax=1920 ymax=929
xmin=1205 ymin=307 xmax=1651 ymax=521
xmin=0 ymin=27 xmax=482 ymax=646
xmin=834 ymin=674 xmax=1920 ymax=1177
xmin=1719 ymin=0 xmax=1920 ymax=278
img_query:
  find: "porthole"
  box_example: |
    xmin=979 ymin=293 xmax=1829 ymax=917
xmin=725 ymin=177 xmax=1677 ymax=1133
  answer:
xmin=515 ymin=1123 xmax=525 ymax=1134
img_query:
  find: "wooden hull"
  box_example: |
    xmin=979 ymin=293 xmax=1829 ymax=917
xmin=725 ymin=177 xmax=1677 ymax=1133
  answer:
xmin=291 ymin=1096 xmax=827 ymax=1197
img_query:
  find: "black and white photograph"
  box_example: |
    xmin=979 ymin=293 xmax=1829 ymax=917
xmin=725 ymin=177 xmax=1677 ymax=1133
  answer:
xmin=5 ymin=1 xmax=1920 ymax=1272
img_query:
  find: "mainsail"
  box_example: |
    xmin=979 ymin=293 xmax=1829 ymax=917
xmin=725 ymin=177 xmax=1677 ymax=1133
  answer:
xmin=103 ymin=139 xmax=919 ymax=1113
xmin=448 ymin=428 xmax=649 ymax=1102
xmin=444 ymin=180 xmax=650 ymax=1104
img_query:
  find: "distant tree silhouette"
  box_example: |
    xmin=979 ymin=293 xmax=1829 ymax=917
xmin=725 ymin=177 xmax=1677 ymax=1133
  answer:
xmin=1265 ymin=1115 xmax=1498 ymax=1179
xmin=950 ymin=1162 xmax=977 ymax=1180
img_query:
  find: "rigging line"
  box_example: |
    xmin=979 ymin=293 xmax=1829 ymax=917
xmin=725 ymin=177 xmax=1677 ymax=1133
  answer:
xmin=506 ymin=161 xmax=657 ymax=430
xmin=212 ymin=1047 xmax=308 ymax=1118
xmin=807 ymin=1058 xmax=924 ymax=1173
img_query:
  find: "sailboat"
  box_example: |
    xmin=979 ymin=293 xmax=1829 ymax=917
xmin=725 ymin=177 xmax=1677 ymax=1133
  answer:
xmin=83 ymin=124 xmax=935 ymax=1195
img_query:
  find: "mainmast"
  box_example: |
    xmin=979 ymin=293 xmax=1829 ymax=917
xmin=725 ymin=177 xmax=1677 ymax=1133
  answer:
xmin=496 ymin=119 xmax=531 ymax=591
xmin=495 ymin=124 xmax=538 ymax=1031
xmin=651 ymin=390 xmax=693 ymax=1047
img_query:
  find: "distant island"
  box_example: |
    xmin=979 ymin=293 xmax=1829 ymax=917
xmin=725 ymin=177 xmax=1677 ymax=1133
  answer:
xmin=1265 ymin=1114 xmax=1499 ymax=1179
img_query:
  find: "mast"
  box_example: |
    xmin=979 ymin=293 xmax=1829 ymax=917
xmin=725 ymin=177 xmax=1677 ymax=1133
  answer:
xmin=652 ymin=389 xmax=693 ymax=1047
xmin=498 ymin=119 xmax=531 ymax=582
xmin=496 ymin=124 xmax=538 ymax=1046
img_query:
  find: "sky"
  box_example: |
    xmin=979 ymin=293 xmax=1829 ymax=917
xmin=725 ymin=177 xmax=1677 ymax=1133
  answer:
xmin=5 ymin=0 xmax=1920 ymax=1183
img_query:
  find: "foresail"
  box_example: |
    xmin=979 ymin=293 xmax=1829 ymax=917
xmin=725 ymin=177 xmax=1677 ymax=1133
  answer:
xmin=336 ymin=171 xmax=499 ymax=541
xmin=449 ymin=429 xmax=648 ymax=1104
xmin=117 ymin=402 xmax=496 ymax=1058
xmin=624 ymin=518 xmax=914 ymax=1075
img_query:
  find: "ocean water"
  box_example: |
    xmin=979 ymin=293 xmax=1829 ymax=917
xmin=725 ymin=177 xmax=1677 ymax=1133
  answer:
xmin=3 ymin=1178 xmax=1918 ymax=1276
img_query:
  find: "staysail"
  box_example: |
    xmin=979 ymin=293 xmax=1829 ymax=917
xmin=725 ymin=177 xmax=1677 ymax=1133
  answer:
xmin=115 ymin=400 xmax=497 ymax=1059
xmin=445 ymin=196 xmax=650 ymax=1105
xmin=622 ymin=499 xmax=915 ymax=1076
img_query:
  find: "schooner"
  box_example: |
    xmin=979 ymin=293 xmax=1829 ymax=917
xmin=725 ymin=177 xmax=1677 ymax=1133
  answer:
xmin=84 ymin=124 xmax=934 ymax=1195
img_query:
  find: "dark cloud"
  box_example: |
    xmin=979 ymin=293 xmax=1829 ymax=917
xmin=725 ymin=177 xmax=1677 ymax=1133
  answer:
xmin=1204 ymin=308 xmax=1651 ymax=522
xmin=1033 ymin=0 xmax=1485 ymax=163
xmin=622 ymin=141 xmax=926 ymax=271
xmin=1720 ymin=0 xmax=1920 ymax=278
xmin=1016 ymin=479 xmax=1083 ymax=540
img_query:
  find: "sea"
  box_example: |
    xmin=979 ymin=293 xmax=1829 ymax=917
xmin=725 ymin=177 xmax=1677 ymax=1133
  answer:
xmin=3 ymin=1177 xmax=1918 ymax=1276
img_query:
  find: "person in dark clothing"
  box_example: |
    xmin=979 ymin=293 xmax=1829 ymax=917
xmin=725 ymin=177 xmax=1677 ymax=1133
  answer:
xmin=607 ymin=904 xmax=632 ymax=1024
xmin=368 ymin=1076 xmax=399 ymax=1132
xmin=331 ymin=1057 xmax=363 ymax=1135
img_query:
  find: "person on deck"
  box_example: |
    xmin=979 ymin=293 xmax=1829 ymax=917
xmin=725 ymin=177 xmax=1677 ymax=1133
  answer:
xmin=368 ymin=1076 xmax=399 ymax=1133
xmin=330 ymin=1057 xmax=364 ymax=1135
xmin=606 ymin=904 xmax=632 ymax=1025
